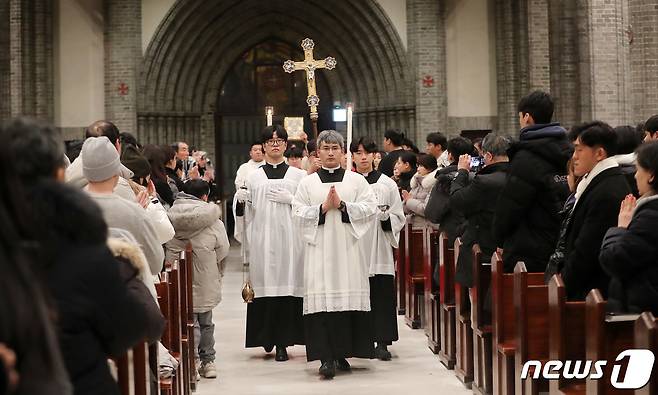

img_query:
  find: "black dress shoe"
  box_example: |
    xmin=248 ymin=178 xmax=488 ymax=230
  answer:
xmin=263 ymin=344 xmax=274 ymax=353
xmin=275 ymin=346 xmax=289 ymax=361
xmin=375 ymin=344 xmax=392 ymax=361
xmin=335 ymin=358 xmax=351 ymax=371
xmin=319 ymin=360 xmax=335 ymax=378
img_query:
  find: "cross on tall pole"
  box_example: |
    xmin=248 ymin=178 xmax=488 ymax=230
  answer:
xmin=283 ymin=38 xmax=336 ymax=139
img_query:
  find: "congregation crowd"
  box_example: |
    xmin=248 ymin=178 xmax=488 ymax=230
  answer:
xmin=1 ymin=89 xmax=658 ymax=394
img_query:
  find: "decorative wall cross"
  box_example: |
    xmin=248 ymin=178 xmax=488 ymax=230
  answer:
xmin=118 ymin=82 xmax=129 ymax=96
xmin=283 ymin=38 xmax=336 ymax=138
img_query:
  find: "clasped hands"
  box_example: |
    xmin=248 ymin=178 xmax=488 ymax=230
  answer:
xmin=321 ymin=186 xmax=343 ymax=214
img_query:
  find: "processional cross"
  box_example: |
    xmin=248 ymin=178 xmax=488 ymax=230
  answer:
xmin=283 ymin=38 xmax=337 ymax=139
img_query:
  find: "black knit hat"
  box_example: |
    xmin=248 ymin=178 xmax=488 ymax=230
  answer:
xmin=121 ymin=145 xmax=151 ymax=179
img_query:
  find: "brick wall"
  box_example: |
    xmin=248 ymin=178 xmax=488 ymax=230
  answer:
xmin=0 ymin=1 xmax=9 ymax=120
xmin=104 ymin=0 xmax=141 ymax=134
xmin=406 ymin=0 xmax=447 ymax=143
xmin=630 ymin=0 xmax=658 ymax=124
xmin=5 ymin=0 xmax=53 ymax=120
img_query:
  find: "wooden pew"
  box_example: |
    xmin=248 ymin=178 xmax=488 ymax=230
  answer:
xmin=491 ymin=251 xmax=515 ymax=395
xmin=395 ymin=221 xmax=407 ymax=315
xmin=585 ymin=289 xmax=638 ymax=395
xmin=471 ymin=244 xmax=492 ymax=395
xmin=548 ymin=274 xmax=586 ymax=395
xmin=424 ymin=225 xmax=440 ymax=353
xmin=405 ymin=221 xmax=426 ymax=329
xmin=115 ymin=342 xmax=150 ymax=395
xmin=438 ymin=232 xmax=456 ymax=369
xmin=635 ymin=312 xmax=657 ymax=395
xmin=167 ymin=261 xmax=190 ymax=395
xmin=155 ymin=273 xmax=179 ymax=395
xmin=454 ymin=238 xmax=474 ymax=387
xmin=514 ymin=262 xmax=549 ymax=395
xmin=178 ymin=246 xmax=196 ymax=392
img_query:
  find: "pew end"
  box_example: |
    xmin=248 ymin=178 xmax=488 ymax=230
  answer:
xmin=438 ymin=232 xmax=457 ymax=370
xmin=634 ymin=312 xmax=657 ymax=395
xmin=513 ymin=262 xmax=549 ymax=395
xmin=454 ymin=238 xmax=474 ymax=387
xmin=585 ymin=289 xmax=637 ymax=395
xmin=471 ymin=244 xmax=493 ymax=395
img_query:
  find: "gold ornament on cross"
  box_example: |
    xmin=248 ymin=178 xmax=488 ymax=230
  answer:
xmin=283 ymin=38 xmax=336 ymax=138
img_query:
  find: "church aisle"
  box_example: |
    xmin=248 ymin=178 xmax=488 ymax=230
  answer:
xmin=195 ymin=244 xmax=473 ymax=395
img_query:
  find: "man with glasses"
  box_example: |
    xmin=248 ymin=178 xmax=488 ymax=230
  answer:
xmin=240 ymin=126 xmax=307 ymax=362
xmin=292 ymin=130 xmax=378 ymax=379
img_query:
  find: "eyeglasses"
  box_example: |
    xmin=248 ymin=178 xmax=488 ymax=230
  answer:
xmin=265 ymin=139 xmax=285 ymax=146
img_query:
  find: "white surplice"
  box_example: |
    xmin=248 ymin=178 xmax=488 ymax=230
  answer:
xmin=244 ymin=164 xmax=306 ymax=298
xmin=232 ymin=159 xmax=264 ymax=244
xmin=292 ymin=168 xmax=378 ymax=315
xmin=358 ymin=172 xmax=406 ymax=276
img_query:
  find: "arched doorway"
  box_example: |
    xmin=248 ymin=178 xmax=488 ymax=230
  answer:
xmin=216 ymin=39 xmax=334 ymax=195
xmin=138 ymin=0 xmax=412 ymax=200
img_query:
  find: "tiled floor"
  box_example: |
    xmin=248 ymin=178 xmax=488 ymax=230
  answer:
xmin=195 ymin=245 xmax=473 ymax=395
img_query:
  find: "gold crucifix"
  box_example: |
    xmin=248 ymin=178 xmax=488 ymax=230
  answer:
xmin=283 ymin=38 xmax=336 ymax=139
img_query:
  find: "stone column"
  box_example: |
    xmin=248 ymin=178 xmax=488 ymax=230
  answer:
xmin=527 ymin=0 xmax=551 ymax=91
xmin=104 ymin=0 xmax=141 ymax=133
xmin=9 ymin=0 xmax=24 ymax=117
xmin=577 ymin=0 xmax=632 ymax=126
xmin=630 ymin=0 xmax=658 ymax=123
xmin=407 ymin=0 xmax=448 ymax=142
xmin=0 ymin=1 xmax=10 ymax=119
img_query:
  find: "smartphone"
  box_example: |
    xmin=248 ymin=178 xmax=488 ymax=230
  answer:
xmin=470 ymin=156 xmax=483 ymax=170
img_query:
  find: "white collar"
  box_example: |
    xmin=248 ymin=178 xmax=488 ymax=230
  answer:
xmin=322 ymin=165 xmax=341 ymax=174
xmin=267 ymin=160 xmax=285 ymax=168
xmin=634 ymin=193 xmax=658 ymax=215
xmin=612 ymin=152 xmax=636 ymax=166
xmin=575 ymin=157 xmax=619 ymax=204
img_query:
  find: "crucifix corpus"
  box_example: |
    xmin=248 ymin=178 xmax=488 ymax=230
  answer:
xmin=283 ymin=38 xmax=336 ymax=139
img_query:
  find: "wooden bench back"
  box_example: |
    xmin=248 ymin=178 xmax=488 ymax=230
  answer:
xmin=492 ymin=252 xmax=514 ymax=346
xmin=514 ymin=262 xmax=549 ymax=392
xmin=635 ymin=312 xmax=657 ymax=395
xmin=548 ymin=274 xmax=586 ymax=393
xmin=439 ymin=232 xmax=455 ymax=305
xmin=405 ymin=223 xmax=425 ymax=278
xmin=585 ymin=289 xmax=638 ymax=395
xmin=471 ymin=244 xmax=490 ymax=328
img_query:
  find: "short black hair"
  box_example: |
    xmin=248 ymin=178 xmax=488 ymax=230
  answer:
xmin=1 ymin=117 xmax=66 ymax=184
xmin=284 ymin=146 xmax=304 ymax=159
xmin=183 ymin=179 xmax=210 ymax=199
xmin=350 ymin=137 xmax=378 ymax=154
xmin=402 ymin=138 xmax=420 ymax=154
xmin=426 ymin=132 xmax=447 ymax=149
xmin=417 ymin=153 xmax=438 ymax=171
xmin=645 ymin=115 xmax=658 ymax=135
xmin=250 ymin=141 xmax=263 ymax=150
xmin=120 ymin=132 xmax=140 ymax=150
xmin=636 ymin=141 xmax=658 ymax=191
xmin=306 ymin=139 xmax=317 ymax=155
xmin=569 ymin=121 xmax=618 ymax=157
xmin=398 ymin=151 xmax=417 ymax=168
xmin=517 ymin=91 xmax=554 ymax=124
xmin=447 ymin=137 xmax=474 ymax=160
xmin=85 ymin=120 xmax=120 ymax=145
xmin=261 ymin=125 xmax=288 ymax=144
xmin=614 ymin=125 xmax=643 ymax=155
xmin=384 ymin=129 xmax=405 ymax=146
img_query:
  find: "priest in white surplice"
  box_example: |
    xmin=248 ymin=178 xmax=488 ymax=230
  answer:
xmin=350 ymin=137 xmax=405 ymax=361
xmin=233 ymin=141 xmax=265 ymax=246
xmin=292 ymin=130 xmax=378 ymax=379
xmin=241 ymin=126 xmax=306 ymax=361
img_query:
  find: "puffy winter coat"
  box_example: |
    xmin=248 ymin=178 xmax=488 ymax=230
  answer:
xmin=166 ymin=194 xmax=230 ymax=313
xmin=600 ymin=196 xmax=658 ymax=314
xmin=493 ymin=123 xmax=573 ymax=272
xmin=404 ymin=169 xmax=437 ymax=228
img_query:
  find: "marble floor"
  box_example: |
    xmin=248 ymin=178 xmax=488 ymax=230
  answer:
xmin=195 ymin=245 xmax=473 ymax=395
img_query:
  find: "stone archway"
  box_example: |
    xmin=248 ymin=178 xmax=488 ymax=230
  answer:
xmin=138 ymin=0 xmax=412 ymax=197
